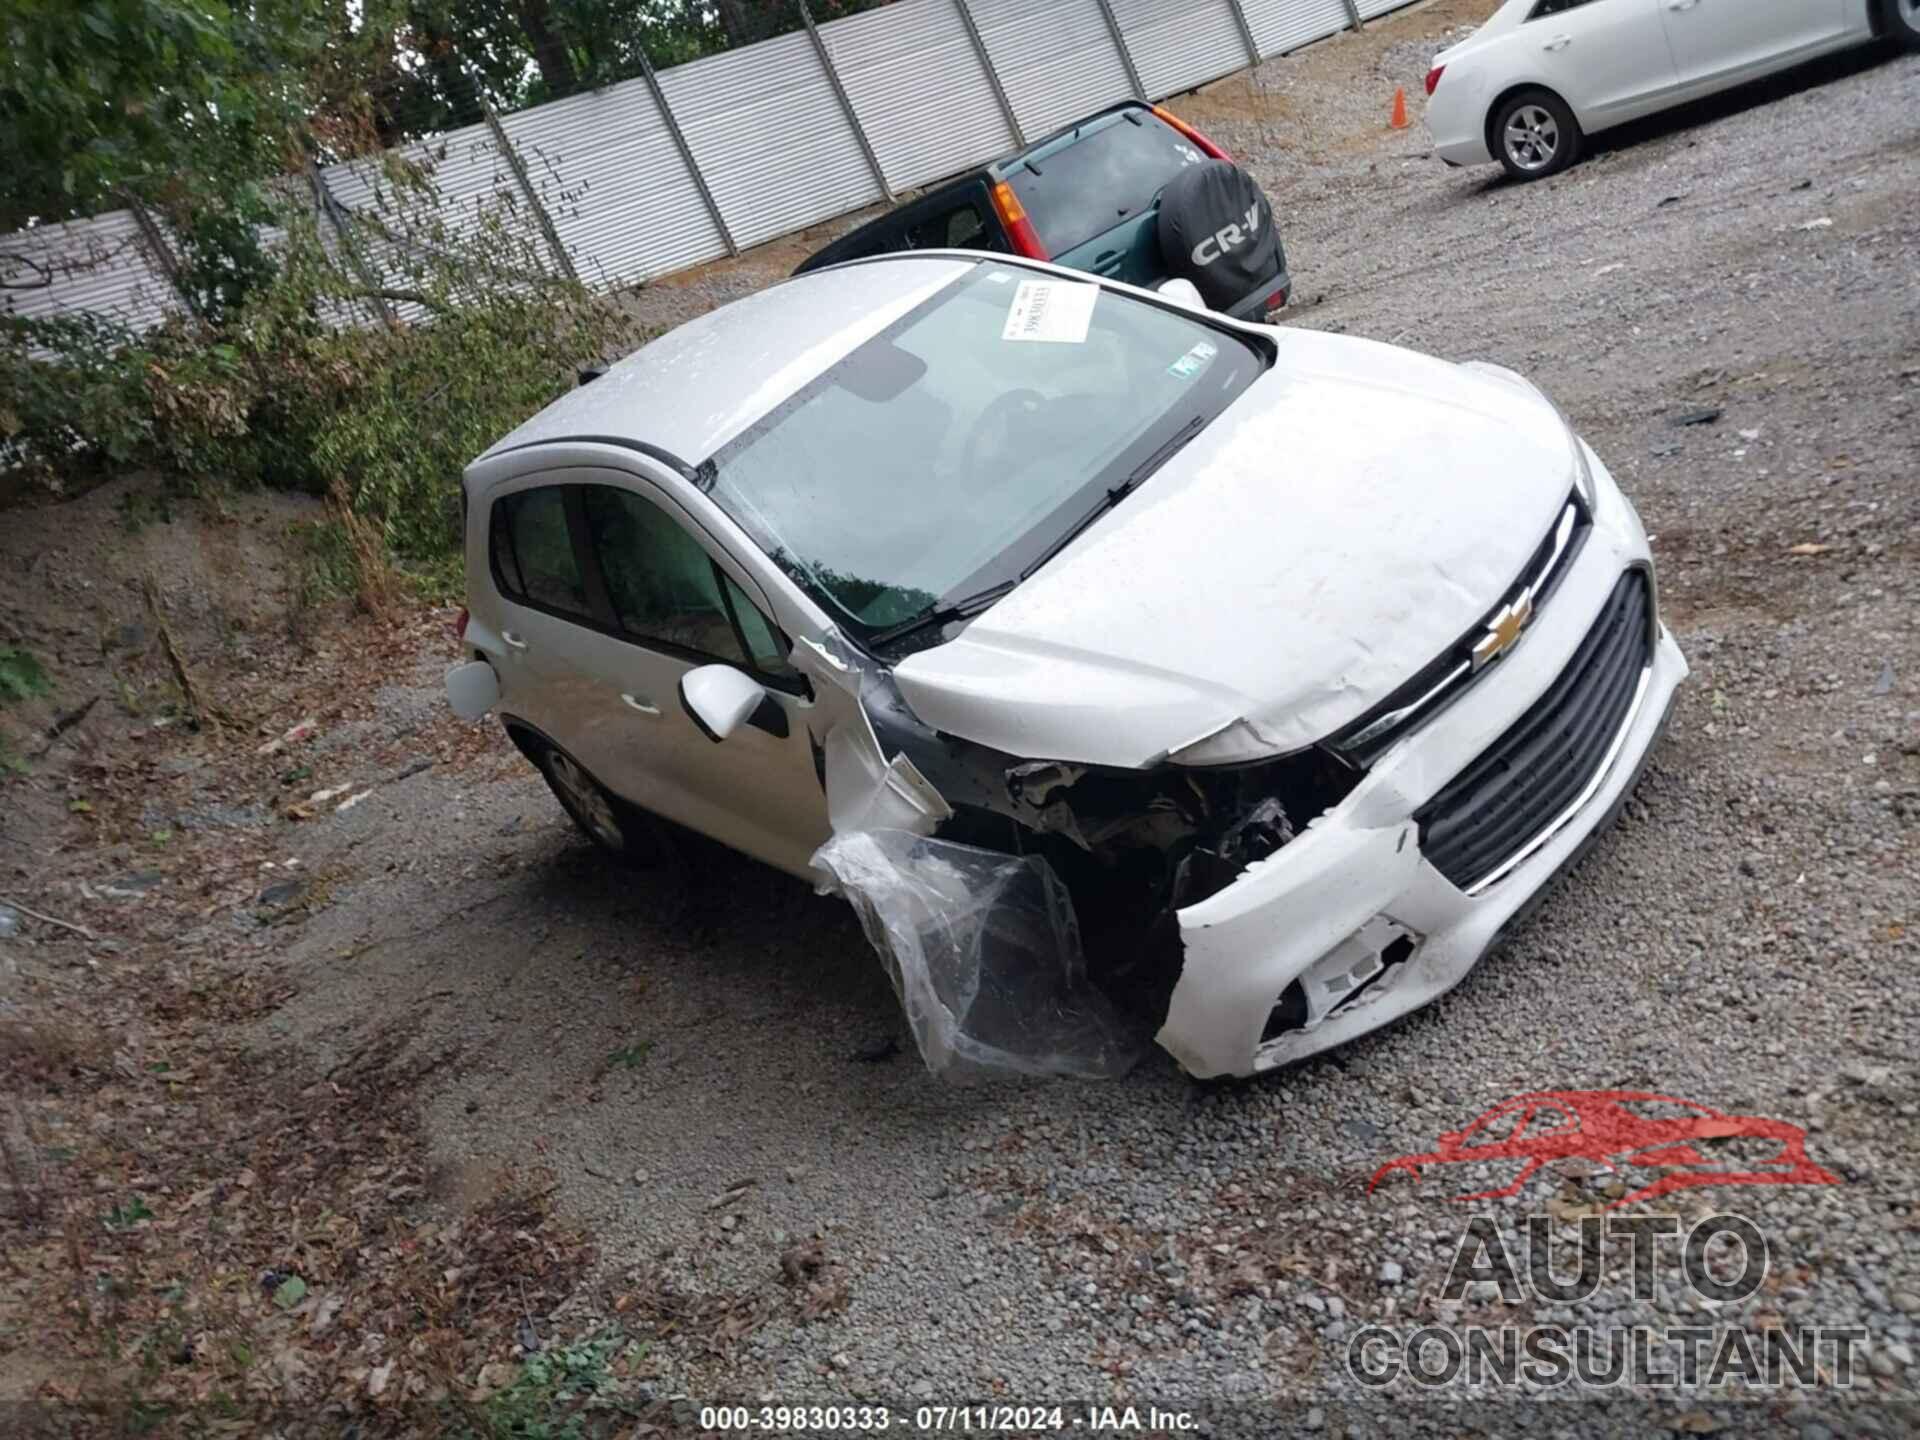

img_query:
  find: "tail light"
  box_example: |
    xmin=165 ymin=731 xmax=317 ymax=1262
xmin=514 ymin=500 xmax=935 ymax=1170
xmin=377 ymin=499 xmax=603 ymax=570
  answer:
xmin=453 ymin=606 xmax=470 ymax=641
xmin=1262 ymin=285 xmax=1288 ymax=318
xmin=1151 ymin=105 xmax=1231 ymax=162
xmin=989 ymin=181 xmax=1048 ymax=259
xmin=1424 ymin=66 xmax=1445 ymax=97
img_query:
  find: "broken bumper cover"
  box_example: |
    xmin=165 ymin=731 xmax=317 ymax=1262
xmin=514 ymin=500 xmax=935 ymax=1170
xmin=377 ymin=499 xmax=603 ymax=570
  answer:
xmin=1157 ymin=461 xmax=1687 ymax=1079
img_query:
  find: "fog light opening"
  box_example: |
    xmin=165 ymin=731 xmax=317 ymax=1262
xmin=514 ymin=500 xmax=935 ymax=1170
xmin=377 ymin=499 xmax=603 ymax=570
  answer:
xmin=1260 ymin=920 xmax=1422 ymax=1047
xmin=1261 ymin=981 xmax=1309 ymax=1043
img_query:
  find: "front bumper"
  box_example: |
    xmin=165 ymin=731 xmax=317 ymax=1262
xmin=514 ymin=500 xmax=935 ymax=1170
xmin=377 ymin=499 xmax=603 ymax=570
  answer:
xmin=1155 ymin=455 xmax=1687 ymax=1079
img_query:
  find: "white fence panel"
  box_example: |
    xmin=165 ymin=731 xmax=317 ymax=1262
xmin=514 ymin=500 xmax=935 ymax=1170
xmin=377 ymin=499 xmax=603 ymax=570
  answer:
xmin=1358 ymin=0 xmax=1417 ymax=19
xmin=1240 ymin=0 xmax=1353 ymax=57
xmin=325 ymin=121 xmax=528 ymax=237
xmin=5 ymin=0 xmax=1412 ymax=326
xmin=661 ymin=30 xmax=883 ymax=251
xmin=966 ymin=0 xmax=1136 ymax=139
xmin=823 ymin=0 xmax=1016 ymax=193
xmin=0 ymin=210 xmax=180 ymax=332
xmin=502 ymin=77 xmax=728 ymax=287
xmin=1111 ymin=0 xmax=1249 ymax=99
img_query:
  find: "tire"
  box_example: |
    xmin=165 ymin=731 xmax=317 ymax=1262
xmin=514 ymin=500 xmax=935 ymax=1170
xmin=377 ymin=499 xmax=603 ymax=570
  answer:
xmin=1491 ymin=89 xmax=1582 ymax=182
xmin=509 ymin=726 xmax=678 ymax=868
xmin=1891 ymin=0 xmax=1920 ymax=50
xmin=537 ymin=743 xmax=632 ymax=856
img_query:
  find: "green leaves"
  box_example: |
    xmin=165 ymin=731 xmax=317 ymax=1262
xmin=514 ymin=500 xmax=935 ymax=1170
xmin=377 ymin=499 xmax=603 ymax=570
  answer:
xmin=105 ymin=1195 xmax=155 ymax=1230
xmin=0 ymin=647 xmax=52 ymax=703
xmin=0 ymin=0 xmax=311 ymax=230
xmin=604 ymin=1042 xmax=652 ymax=1070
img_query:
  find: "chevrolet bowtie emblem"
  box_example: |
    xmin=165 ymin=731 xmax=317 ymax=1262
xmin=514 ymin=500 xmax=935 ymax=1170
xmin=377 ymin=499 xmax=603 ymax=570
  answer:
xmin=1472 ymin=592 xmax=1534 ymax=670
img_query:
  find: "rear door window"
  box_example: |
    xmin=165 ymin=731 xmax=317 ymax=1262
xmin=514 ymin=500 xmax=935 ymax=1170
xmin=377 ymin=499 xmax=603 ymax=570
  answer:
xmin=491 ymin=487 xmax=589 ymax=618
xmin=1006 ymin=112 xmax=1206 ymax=256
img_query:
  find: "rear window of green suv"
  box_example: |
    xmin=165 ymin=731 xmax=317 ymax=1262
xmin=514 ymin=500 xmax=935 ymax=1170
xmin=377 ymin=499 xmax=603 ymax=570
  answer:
xmin=1006 ymin=111 xmax=1207 ymax=256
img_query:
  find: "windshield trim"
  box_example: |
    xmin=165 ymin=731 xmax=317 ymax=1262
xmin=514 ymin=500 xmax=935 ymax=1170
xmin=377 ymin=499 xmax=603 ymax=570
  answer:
xmin=705 ymin=259 xmax=1271 ymax=653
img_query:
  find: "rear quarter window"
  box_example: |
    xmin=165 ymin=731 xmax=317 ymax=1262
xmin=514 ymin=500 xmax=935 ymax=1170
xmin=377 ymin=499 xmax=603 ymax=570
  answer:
xmin=1007 ymin=113 xmax=1207 ymax=256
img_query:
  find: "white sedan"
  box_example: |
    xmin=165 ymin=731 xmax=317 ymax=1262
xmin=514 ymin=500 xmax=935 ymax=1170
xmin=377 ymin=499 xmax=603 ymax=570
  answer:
xmin=447 ymin=253 xmax=1687 ymax=1080
xmin=1428 ymin=0 xmax=1918 ymax=180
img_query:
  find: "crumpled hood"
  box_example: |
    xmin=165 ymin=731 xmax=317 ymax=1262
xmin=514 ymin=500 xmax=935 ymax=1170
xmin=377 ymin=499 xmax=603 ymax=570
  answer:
xmin=891 ymin=329 xmax=1574 ymax=768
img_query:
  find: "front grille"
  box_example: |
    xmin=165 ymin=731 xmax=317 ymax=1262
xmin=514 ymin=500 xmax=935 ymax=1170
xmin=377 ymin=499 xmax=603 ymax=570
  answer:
xmin=1328 ymin=496 xmax=1590 ymax=767
xmin=1416 ymin=570 xmax=1653 ymax=893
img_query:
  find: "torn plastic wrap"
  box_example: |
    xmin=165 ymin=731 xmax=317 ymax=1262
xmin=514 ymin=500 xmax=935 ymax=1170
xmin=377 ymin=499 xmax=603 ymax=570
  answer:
xmin=793 ymin=626 xmax=1145 ymax=1082
xmin=812 ymin=829 xmax=1146 ymax=1083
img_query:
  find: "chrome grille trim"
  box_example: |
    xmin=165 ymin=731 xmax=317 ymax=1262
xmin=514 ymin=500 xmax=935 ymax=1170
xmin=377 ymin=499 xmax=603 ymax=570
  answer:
xmin=1328 ymin=495 xmax=1589 ymax=767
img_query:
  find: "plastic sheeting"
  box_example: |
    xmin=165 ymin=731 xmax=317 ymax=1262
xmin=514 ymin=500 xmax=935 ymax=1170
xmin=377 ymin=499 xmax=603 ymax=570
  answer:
xmin=813 ymin=829 xmax=1147 ymax=1083
xmin=793 ymin=630 xmax=1149 ymax=1085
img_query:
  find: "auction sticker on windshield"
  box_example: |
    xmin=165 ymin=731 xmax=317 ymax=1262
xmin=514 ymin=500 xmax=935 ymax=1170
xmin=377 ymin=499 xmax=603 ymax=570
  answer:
xmin=1002 ymin=278 xmax=1098 ymax=344
xmin=1168 ymin=339 xmax=1218 ymax=379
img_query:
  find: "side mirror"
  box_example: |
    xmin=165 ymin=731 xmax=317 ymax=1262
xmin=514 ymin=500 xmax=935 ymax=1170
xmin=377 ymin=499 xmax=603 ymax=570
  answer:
xmin=679 ymin=665 xmax=768 ymax=743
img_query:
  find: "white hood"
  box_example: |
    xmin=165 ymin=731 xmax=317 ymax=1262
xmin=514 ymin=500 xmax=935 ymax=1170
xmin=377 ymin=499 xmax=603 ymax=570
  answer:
xmin=891 ymin=329 xmax=1575 ymax=768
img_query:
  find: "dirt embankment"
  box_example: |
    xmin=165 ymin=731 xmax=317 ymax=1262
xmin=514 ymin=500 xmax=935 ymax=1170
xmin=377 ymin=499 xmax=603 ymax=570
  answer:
xmin=0 ymin=478 xmax=656 ymax=1431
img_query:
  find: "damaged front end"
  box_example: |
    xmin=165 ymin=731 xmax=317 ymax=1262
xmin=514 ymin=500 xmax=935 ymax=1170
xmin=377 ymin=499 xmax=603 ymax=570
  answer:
xmin=798 ymin=627 xmax=1359 ymax=1082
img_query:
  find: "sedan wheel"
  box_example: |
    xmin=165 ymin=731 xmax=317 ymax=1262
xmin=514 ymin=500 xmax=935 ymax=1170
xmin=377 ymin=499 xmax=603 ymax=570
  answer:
xmin=544 ymin=748 xmax=626 ymax=853
xmin=1491 ymin=90 xmax=1581 ymax=181
xmin=1895 ymin=0 xmax=1920 ymax=48
xmin=1504 ymin=106 xmax=1561 ymax=173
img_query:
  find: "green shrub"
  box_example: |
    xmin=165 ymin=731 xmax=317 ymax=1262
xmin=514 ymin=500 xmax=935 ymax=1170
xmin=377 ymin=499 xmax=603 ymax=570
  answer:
xmin=3 ymin=193 xmax=636 ymax=569
xmin=0 ymin=647 xmax=52 ymax=704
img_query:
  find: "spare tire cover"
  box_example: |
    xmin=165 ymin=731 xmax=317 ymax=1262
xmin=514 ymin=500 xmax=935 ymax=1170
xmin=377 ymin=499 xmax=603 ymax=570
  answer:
xmin=1155 ymin=160 xmax=1279 ymax=312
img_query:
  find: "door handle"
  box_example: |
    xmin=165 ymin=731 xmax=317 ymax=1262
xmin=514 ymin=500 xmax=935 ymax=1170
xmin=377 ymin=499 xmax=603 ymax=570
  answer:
xmin=1666 ymin=0 xmax=1698 ymax=9
xmin=502 ymin=630 xmax=529 ymax=650
xmin=1543 ymin=33 xmax=1571 ymax=50
xmin=621 ymin=693 xmax=661 ymax=717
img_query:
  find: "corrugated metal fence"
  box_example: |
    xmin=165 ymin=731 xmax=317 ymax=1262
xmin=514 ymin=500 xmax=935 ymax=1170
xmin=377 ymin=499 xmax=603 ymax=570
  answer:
xmin=2 ymin=0 xmax=1400 ymax=333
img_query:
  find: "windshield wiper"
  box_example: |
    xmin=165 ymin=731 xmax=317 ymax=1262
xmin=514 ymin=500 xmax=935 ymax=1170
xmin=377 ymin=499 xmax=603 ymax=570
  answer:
xmin=1020 ymin=414 xmax=1207 ymax=581
xmin=868 ymin=579 xmax=1019 ymax=648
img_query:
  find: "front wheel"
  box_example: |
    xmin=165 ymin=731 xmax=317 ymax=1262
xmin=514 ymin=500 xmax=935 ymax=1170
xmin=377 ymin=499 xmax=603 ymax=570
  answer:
xmin=1492 ymin=90 xmax=1582 ymax=181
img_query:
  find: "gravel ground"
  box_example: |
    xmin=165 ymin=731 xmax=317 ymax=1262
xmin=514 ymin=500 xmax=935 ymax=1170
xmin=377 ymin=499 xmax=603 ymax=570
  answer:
xmin=234 ymin=8 xmax=1918 ymax=1433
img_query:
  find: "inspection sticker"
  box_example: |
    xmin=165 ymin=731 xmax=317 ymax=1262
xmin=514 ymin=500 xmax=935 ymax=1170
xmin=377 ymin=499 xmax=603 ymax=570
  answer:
xmin=1167 ymin=339 xmax=1217 ymax=379
xmin=1001 ymin=278 xmax=1099 ymax=343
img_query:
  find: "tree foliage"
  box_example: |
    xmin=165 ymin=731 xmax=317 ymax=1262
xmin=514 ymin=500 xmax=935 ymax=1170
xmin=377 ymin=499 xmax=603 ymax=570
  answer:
xmin=0 ymin=0 xmax=317 ymax=230
xmin=346 ymin=0 xmax=902 ymax=141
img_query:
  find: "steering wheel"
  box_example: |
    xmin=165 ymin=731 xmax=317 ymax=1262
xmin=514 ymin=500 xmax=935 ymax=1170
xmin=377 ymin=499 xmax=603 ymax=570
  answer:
xmin=959 ymin=388 xmax=1047 ymax=479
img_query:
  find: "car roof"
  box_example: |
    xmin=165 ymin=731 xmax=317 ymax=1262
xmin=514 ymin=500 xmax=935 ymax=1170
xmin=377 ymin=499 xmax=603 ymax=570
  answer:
xmin=474 ymin=256 xmax=976 ymax=474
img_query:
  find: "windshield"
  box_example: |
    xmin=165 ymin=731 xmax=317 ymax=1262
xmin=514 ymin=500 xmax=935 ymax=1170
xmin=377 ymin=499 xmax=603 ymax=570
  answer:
xmin=1007 ymin=111 xmax=1207 ymax=256
xmin=706 ymin=262 xmax=1261 ymax=644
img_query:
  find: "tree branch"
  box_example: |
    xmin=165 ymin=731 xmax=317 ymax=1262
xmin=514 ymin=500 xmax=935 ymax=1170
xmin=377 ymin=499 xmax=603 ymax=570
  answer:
xmin=0 ymin=252 xmax=53 ymax=289
xmin=348 ymin=286 xmax=453 ymax=314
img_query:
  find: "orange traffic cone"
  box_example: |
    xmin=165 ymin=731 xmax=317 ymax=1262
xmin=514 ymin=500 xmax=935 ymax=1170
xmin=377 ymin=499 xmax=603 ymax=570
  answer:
xmin=1390 ymin=87 xmax=1410 ymax=129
